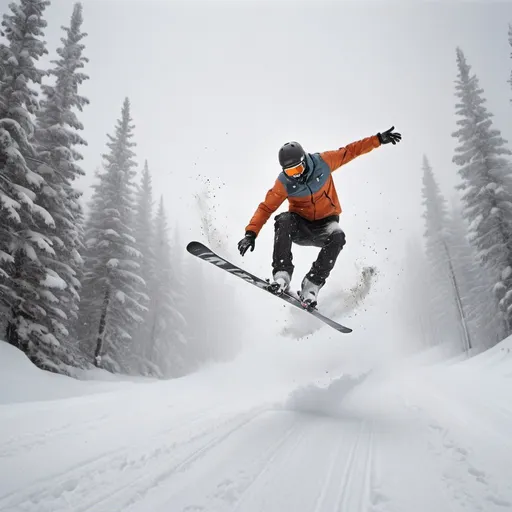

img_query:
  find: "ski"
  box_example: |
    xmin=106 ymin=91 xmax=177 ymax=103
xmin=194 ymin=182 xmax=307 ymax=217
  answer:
xmin=186 ymin=241 xmax=352 ymax=334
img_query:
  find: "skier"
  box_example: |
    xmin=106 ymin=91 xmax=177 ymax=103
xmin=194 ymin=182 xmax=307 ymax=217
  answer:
xmin=237 ymin=126 xmax=401 ymax=308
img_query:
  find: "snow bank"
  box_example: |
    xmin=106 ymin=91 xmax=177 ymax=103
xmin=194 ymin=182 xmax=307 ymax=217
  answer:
xmin=3 ymin=320 xmax=512 ymax=412
xmin=275 ymin=334 xmax=512 ymax=426
xmin=2 ymin=325 xmax=512 ymax=512
xmin=458 ymin=335 xmax=512 ymax=376
xmin=0 ymin=341 xmax=144 ymax=404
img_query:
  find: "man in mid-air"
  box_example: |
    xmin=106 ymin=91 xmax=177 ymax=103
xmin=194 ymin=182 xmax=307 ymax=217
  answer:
xmin=238 ymin=126 xmax=401 ymax=308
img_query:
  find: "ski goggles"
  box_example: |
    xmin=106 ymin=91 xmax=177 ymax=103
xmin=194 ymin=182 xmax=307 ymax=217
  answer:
xmin=283 ymin=159 xmax=306 ymax=178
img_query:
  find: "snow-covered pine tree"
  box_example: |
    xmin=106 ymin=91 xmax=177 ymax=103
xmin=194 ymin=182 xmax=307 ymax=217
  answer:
xmin=146 ymin=197 xmax=187 ymax=377
xmin=446 ymin=197 xmax=500 ymax=350
xmin=0 ymin=0 xmax=62 ymax=359
xmin=26 ymin=2 xmax=90 ymax=369
xmin=508 ymin=23 xmax=512 ymax=96
xmin=452 ymin=47 xmax=512 ymax=338
xmin=421 ymin=155 xmax=470 ymax=352
xmin=0 ymin=0 xmax=49 ymax=134
xmin=78 ymin=98 xmax=147 ymax=373
xmin=131 ymin=160 xmax=154 ymax=372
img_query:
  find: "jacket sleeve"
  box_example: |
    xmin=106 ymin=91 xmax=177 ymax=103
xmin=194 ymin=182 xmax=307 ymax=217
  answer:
xmin=245 ymin=178 xmax=287 ymax=236
xmin=320 ymin=135 xmax=381 ymax=172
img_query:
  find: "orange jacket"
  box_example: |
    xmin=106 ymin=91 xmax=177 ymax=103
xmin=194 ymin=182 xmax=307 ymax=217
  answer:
xmin=245 ymin=135 xmax=381 ymax=235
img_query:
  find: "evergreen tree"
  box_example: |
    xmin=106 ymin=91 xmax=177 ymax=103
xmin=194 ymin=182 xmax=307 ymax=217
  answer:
xmin=147 ymin=197 xmax=186 ymax=377
xmin=421 ymin=155 xmax=469 ymax=351
xmin=0 ymin=0 xmax=49 ymax=133
xmin=446 ymin=198 xmax=500 ymax=350
xmin=134 ymin=161 xmax=153 ymax=288
xmin=452 ymin=48 xmax=512 ymax=338
xmin=0 ymin=0 xmax=62 ymax=363
xmin=28 ymin=2 xmax=89 ymax=368
xmin=508 ymin=23 xmax=512 ymax=96
xmin=78 ymin=98 xmax=147 ymax=373
xmin=131 ymin=160 xmax=153 ymax=370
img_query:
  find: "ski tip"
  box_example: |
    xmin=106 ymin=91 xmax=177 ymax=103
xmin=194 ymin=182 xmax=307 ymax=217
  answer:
xmin=186 ymin=241 xmax=206 ymax=253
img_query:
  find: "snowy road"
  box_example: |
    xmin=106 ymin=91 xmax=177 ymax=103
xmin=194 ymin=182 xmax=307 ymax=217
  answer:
xmin=1 ymin=340 xmax=512 ymax=512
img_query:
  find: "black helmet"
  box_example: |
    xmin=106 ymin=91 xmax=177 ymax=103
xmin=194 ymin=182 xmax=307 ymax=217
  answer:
xmin=278 ymin=141 xmax=306 ymax=169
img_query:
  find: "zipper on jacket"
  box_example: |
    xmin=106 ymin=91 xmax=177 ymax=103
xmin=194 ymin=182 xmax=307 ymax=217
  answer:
xmin=306 ymin=183 xmax=316 ymax=220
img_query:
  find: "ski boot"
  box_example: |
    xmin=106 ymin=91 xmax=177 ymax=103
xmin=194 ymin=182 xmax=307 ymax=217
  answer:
xmin=266 ymin=270 xmax=291 ymax=295
xmin=299 ymin=276 xmax=323 ymax=310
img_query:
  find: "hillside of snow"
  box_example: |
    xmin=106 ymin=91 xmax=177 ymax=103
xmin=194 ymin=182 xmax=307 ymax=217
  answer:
xmin=1 ymin=335 xmax=512 ymax=512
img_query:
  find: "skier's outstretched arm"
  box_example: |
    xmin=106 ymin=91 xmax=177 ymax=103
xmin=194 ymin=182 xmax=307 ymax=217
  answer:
xmin=320 ymin=126 xmax=401 ymax=172
xmin=245 ymin=178 xmax=287 ymax=236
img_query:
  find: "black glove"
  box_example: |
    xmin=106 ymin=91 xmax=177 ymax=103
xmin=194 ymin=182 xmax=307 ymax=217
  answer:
xmin=377 ymin=126 xmax=401 ymax=145
xmin=238 ymin=231 xmax=256 ymax=256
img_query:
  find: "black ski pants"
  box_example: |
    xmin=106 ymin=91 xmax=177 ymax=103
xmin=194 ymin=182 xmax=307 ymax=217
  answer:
xmin=272 ymin=212 xmax=346 ymax=286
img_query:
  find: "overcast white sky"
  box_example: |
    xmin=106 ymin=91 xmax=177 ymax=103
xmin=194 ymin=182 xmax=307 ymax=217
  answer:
xmin=5 ymin=0 xmax=512 ymax=340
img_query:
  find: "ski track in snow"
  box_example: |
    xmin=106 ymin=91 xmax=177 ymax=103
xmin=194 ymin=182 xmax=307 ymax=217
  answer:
xmin=401 ymin=388 xmax=512 ymax=512
xmin=2 ymin=403 xmax=510 ymax=512
xmin=2 ymin=343 xmax=512 ymax=511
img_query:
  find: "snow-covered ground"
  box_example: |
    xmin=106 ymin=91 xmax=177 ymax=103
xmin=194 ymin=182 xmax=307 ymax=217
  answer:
xmin=1 ymin=333 xmax=512 ymax=512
